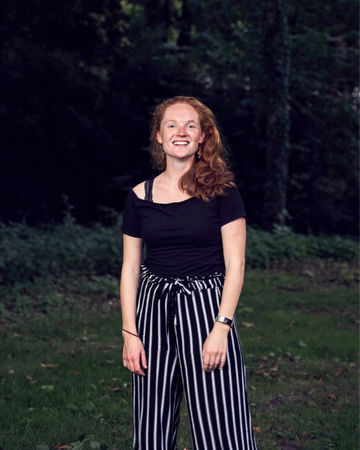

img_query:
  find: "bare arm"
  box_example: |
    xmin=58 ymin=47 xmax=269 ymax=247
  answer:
xmin=202 ymin=217 xmax=246 ymax=372
xmin=120 ymin=234 xmax=147 ymax=376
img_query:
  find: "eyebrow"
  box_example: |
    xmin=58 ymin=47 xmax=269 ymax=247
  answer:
xmin=164 ymin=119 xmax=198 ymax=125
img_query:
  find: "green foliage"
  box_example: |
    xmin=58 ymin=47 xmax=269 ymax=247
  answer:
xmin=0 ymin=216 xmax=358 ymax=287
xmin=0 ymin=0 xmax=358 ymax=236
xmin=0 ymin=266 xmax=358 ymax=449
xmin=246 ymin=224 xmax=359 ymax=268
xmin=0 ymin=216 xmax=124 ymax=286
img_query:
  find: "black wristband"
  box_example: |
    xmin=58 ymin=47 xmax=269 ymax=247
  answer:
xmin=215 ymin=315 xmax=234 ymax=328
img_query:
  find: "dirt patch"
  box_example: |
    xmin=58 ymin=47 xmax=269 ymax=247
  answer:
xmin=262 ymin=394 xmax=304 ymax=410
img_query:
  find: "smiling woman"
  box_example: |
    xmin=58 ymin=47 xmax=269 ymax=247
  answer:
xmin=157 ymin=103 xmax=204 ymax=161
xmin=120 ymin=96 xmax=258 ymax=450
xmin=149 ymin=96 xmax=235 ymax=202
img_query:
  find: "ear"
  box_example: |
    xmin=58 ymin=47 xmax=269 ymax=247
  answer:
xmin=157 ymin=131 xmax=162 ymax=144
xmin=199 ymin=132 xmax=206 ymax=144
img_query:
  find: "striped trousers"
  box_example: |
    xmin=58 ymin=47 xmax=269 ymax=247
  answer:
xmin=132 ymin=265 xmax=258 ymax=450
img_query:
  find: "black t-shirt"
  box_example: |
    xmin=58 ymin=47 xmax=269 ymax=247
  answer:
xmin=121 ymin=185 xmax=246 ymax=278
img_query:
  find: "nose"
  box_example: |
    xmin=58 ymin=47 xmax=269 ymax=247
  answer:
xmin=177 ymin=126 xmax=187 ymax=136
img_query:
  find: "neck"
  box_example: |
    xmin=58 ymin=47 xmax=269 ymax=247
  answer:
xmin=161 ymin=155 xmax=194 ymax=186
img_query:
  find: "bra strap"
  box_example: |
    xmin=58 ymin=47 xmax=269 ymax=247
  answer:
xmin=144 ymin=178 xmax=154 ymax=202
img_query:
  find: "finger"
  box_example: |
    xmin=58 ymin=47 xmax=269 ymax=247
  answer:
xmin=218 ymin=353 xmax=227 ymax=370
xmin=202 ymin=352 xmax=211 ymax=371
xmin=214 ymin=356 xmax=221 ymax=369
xmin=131 ymin=361 xmax=145 ymax=376
xmin=204 ymin=354 xmax=215 ymax=372
xmin=122 ymin=355 xmax=128 ymax=369
xmin=141 ymin=349 xmax=147 ymax=369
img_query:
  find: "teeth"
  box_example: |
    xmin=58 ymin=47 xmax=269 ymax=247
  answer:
xmin=173 ymin=142 xmax=189 ymax=145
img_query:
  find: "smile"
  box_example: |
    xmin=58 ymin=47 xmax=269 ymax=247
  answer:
xmin=173 ymin=141 xmax=189 ymax=146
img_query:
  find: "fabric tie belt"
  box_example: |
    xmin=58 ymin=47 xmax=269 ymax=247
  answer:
xmin=139 ymin=264 xmax=225 ymax=327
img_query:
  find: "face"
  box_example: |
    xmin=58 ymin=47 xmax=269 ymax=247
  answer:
xmin=157 ymin=103 xmax=205 ymax=160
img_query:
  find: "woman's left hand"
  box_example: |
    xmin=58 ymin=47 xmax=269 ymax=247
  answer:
xmin=202 ymin=322 xmax=230 ymax=372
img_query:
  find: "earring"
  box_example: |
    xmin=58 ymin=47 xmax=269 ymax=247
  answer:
xmin=197 ymin=143 xmax=202 ymax=159
xmin=160 ymin=144 xmax=165 ymax=157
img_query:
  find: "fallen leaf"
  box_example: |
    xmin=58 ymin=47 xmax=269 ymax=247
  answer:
xmin=113 ymin=386 xmax=120 ymax=391
xmin=83 ymin=400 xmax=95 ymax=411
xmin=308 ymin=388 xmax=316 ymax=395
xmin=40 ymin=363 xmax=59 ymax=368
xmin=270 ymin=363 xmax=278 ymax=371
xmin=253 ymin=426 xmax=261 ymax=432
xmin=41 ymin=385 xmax=54 ymax=391
xmin=255 ymin=370 xmax=264 ymax=375
xmin=335 ymin=370 xmax=342 ymax=376
xmin=242 ymin=322 xmax=255 ymax=328
xmin=328 ymin=394 xmax=337 ymax=401
xmin=297 ymin=340 xmax=307 ymax=348
xmin=69 ymin=371 xmax=81 ymax=375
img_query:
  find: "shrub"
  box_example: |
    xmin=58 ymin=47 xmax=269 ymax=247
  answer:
xmin=0 ymin=218 xmax=358 ymax=286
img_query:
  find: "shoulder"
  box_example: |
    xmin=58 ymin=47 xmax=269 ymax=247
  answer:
xmin=132 ymin=181 xmax=146 ymax=200
xmin=213 ymin=183 xmax=240 ymax=201
xmin=216 ymin=183 xmax=246 ymax=224
xmin=222 ymin=183 xmax=238 ymax=194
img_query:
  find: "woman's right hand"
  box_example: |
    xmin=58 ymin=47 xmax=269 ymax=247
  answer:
xmin=122 ymin=333 xmax=147 ymax=376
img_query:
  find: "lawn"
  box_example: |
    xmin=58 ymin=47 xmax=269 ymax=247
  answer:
xmin=0 ymin=259 xmax=358 ymax=450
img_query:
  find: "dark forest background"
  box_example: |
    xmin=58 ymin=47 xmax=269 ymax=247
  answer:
xmin=0 ymin=0 xmax=358 ymax=236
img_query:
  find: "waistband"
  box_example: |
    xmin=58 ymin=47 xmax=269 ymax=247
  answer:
xmin=140 ymin=264 xmax=225 ymax=284
xmin=139 ymin=264 xmax=225 ymax=327
xmin=139 ymin=264 xmax=225 ymax=296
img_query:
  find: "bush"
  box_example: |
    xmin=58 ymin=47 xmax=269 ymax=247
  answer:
xmin=0 ymin=214 xmax=124 ymax=286
xmin=245 ymin=224 xmax=358 ymax=268
xmin=0 ymin=218 xmax=358 ymax=286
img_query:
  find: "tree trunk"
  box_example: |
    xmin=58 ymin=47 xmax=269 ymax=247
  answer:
xmin=262 ymin=0 xmax=291 ymax=230
xmin=178 ymin=0 xmax=192 ymax=47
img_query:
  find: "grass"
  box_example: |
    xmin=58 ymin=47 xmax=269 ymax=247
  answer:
xmin=0 ymin=259 xmax=358 ymax=450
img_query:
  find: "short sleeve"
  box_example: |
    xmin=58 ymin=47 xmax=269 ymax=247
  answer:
xmin=121 ymin=190 xmax=142 ymax=238
xmin=218 ymin=186 xmax=247 ymax=227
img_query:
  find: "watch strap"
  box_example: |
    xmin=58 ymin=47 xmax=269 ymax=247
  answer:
xmin=215 ymin=315 xmax=234 ymax=328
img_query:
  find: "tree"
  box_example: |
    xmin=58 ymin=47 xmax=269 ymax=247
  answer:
xmin=260 ymin=0 xmax=291 ymax=230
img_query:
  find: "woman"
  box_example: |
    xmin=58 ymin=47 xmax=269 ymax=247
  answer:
xmin=120 ymin=96 xmax=258 ymax=450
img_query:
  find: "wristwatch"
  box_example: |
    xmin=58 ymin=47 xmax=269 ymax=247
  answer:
xmin=215 ymin=315 xmax=234 ymax=328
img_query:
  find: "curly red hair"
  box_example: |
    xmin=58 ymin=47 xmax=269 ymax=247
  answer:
xmin=150 ymin=96 xmax=235 ymax=201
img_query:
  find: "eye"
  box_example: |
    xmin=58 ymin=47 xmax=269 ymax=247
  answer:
xmin=168 ymin=124 xmax=176 ymax=128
